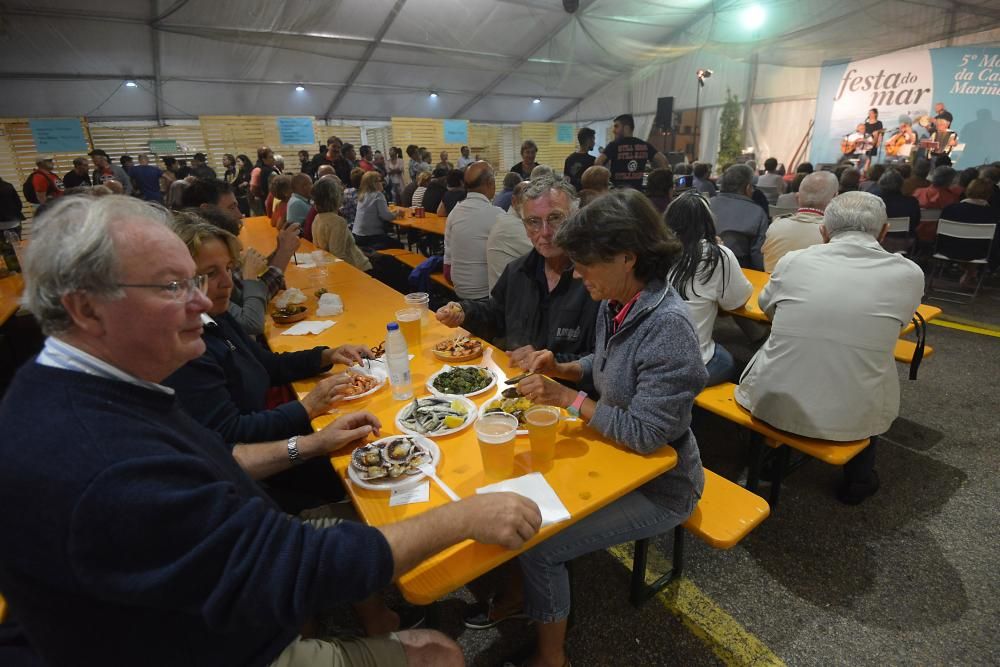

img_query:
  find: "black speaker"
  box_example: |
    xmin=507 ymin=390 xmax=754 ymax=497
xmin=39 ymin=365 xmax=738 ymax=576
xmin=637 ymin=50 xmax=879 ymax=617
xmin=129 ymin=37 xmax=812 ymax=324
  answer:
xmin=655 ymin=96 xmax=674 ymax=132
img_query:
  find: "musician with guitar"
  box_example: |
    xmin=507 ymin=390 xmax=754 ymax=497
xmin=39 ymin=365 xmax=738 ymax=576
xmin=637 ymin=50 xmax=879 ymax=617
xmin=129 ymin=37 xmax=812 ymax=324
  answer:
xmin=841 ymin=123 xmax=874 ymax=161
xmin=885 ymin=117 xmax=917 ymax=160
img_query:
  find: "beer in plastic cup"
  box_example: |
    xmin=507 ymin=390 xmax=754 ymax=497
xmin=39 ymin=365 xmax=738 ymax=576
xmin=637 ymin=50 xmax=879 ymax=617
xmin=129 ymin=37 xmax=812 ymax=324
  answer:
xmin=476 ymin=413 xmax=519 ymax=481
xmin=394 ymin=308 xmax=422 ymax=351
xmin=525 ymin=406 xmax=560 ymax=471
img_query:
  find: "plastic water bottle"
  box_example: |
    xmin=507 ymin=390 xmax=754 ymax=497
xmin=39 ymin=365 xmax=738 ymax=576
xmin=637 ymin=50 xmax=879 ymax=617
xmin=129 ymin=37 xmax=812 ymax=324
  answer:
xmin=385 ymin=322 xmax=413 ymax=400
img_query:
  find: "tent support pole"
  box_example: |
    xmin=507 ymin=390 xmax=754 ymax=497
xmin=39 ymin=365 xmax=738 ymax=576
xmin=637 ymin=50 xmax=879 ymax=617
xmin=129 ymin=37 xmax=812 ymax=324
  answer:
xmin=151 ymin=1 xmax=164 ymax=126
xmin=741 ymin=52 xmax=758 ymax=154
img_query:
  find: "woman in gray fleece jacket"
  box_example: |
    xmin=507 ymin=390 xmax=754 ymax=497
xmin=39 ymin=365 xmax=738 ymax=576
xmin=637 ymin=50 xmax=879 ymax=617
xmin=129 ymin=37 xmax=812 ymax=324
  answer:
xmin=513 ymin=189 xmax=708 ymax=667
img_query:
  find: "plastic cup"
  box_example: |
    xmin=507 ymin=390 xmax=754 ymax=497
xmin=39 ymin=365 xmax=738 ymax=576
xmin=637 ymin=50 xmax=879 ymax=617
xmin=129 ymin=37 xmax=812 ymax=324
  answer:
xmin=525 ymin=406 xmax=560 ymax=471
xmin=405 ymin=292 xmax=430 ymax=324
xmin=476 ymin=413 xmax=519 ymax=481
xmin=395 ymin=307 xmax=423 ymax=351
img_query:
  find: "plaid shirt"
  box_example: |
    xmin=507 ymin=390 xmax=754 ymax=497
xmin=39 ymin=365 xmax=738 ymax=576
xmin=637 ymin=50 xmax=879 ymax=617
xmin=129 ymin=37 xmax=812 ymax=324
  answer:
xmin=340 ymin=188 xmax=358 ymax=225
xmin=233 ymin=266 xmax=285 ymax=299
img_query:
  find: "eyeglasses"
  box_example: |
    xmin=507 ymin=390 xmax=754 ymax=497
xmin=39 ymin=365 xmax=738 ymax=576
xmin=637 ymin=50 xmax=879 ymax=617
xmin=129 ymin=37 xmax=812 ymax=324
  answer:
xmin=523 ymin=211 xmax=568 ymax=232
xmin=116 ymin=275 xmax=208 ymax=301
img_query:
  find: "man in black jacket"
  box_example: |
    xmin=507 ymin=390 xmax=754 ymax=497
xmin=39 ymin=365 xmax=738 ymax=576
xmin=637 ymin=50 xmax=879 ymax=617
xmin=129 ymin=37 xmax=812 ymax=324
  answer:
xmin=436 ymin=176 xmax=598 ymax=368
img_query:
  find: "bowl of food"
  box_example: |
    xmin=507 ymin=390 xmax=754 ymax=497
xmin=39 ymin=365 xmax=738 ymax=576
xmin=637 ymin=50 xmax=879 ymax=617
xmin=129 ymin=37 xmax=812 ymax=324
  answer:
xmin=433 ymin=335 xmax=484 ymax=362
xmin=271 ymin=305 xmax=308 ymax=325
xmin=479 ymin=386 xmax=536 ymax=436
xmin=396 ymin=395 xmax=476 ymax=437
xmin=347 ymin=435 xmax=440 ymax=491
xmin=427 ymin=365 xmax=496 ymax=398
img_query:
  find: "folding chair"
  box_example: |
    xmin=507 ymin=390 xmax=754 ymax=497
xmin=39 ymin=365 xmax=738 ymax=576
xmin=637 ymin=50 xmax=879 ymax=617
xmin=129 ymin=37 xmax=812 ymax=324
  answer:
xmin=769 ymin=205 xmax=795 ymax=219
xmin=757 ymin=185 xmax=779 ymax=204
xmin=926 ymin=219 xmax=996 ymax=303
xmin=881 ymin=216 xmax=913 ymax=254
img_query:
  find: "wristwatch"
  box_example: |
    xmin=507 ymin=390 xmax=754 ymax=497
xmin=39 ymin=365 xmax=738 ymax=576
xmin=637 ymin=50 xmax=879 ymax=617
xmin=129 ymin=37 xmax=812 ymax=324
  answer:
xmin=287 ymin=436 xmax=303 ymax=465
xmin=566 ymin=390 xmax=588 ymax=418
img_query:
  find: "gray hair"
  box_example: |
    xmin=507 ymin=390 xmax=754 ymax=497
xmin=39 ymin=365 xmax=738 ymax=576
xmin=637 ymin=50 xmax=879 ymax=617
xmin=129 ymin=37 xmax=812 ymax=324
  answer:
xmin=24 ymin=195 xmax=170 ymax=335
xmin=521 ymin=175 xmax=578 ymax=211
xmin=720 ymin=164 xmax=754 ymax=194
xmin=797 ymin=171 xmax=839 ymax=209
xmin=502 ymin=172 xmax=523 ymax=190
xmin=530 ymin=164 xmax=554 ymax=180
xmin=823 ymin=191 xmax=886 ymax=237
xmin=877 ymin=168 xmax=904 ymax=195
xmin=930 ymin=166 xmax=956 ymax=188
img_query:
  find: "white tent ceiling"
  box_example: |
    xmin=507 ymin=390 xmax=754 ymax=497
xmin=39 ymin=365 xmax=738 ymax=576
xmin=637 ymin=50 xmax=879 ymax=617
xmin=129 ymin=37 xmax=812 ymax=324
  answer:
xmin=1 ymin=0 xmax=998 ymax=122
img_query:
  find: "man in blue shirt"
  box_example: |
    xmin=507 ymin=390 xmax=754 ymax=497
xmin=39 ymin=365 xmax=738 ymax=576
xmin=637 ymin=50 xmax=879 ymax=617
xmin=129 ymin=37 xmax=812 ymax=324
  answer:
xmin=0 ymin=194 xmax=541 ymax=666
xmin=286 ymin=173 xmax=313 ymax=225
xmin=129 ymin=153 xmax=164 ymax=202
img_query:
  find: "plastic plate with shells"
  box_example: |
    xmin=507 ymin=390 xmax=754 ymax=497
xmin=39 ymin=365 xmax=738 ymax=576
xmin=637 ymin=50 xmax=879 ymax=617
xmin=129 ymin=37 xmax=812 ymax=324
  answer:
xmin=347 ymin=435 xmax=440 ymax=491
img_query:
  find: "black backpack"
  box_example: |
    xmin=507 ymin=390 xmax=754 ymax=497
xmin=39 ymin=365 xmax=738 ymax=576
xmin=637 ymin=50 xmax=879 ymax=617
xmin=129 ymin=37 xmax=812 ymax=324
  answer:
xmin=22 ymin=170 xmax=44 ymax=204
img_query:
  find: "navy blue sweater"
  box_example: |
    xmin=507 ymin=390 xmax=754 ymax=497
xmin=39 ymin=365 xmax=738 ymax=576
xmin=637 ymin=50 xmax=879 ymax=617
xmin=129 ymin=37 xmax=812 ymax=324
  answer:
xmin=164 ymin=312 xmax=331 ymax=444
xmin=0 ymin=362 xmax=394 ymax=666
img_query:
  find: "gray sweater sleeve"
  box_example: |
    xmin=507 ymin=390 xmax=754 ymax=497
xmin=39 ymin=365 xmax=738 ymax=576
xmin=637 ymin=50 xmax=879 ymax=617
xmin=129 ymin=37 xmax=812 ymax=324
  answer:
xmin=226 ymin=279 xmax=268 ymax=336
xmin=587 ymin=314 xmax=706 ymax=454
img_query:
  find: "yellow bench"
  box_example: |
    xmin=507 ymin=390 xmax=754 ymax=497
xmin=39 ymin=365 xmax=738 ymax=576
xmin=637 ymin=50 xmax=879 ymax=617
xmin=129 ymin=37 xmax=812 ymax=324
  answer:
xmin=630 ymin=469 xmax=770 ymax=606
xmin=694 ymin=383 xmax=870 ymax=507
xmin=900 ymin=304 xmax=942 ymax=336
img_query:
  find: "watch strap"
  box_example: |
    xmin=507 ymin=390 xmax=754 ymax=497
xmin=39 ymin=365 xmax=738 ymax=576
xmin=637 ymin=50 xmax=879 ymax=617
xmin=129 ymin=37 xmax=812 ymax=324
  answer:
xmin=287 ymin=436 xmax=303 ymax=465
xmin=567 ymin=390 xmax=588 ymax=417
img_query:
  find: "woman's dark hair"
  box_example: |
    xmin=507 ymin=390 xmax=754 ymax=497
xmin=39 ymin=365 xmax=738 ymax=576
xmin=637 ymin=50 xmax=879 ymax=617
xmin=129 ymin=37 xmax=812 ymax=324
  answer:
xmin=796 ymin=162 xmax=814 ymax=174
xmin=663 ymin=191 xmax=726 ymax=300
xmin=554 ymin=189 xmax=680 ymax=283
xmin=236 ymin=154 xmax=253 ymax=176
xmin=789 ymin=172 xmax=806 ymax=193
xmin=839 ymin=169 xmax=860 ymax=192
xmin=959 ymin=167 xmax=979 ymax=188
xmin=446 ymin=169 xmax=464 ymax=188
xmin=645 ymin=168 xmax=673 ymax=198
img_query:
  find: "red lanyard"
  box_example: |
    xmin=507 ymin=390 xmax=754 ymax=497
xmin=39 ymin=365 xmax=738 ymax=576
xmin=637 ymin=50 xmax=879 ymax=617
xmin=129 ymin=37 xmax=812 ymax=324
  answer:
xmin=797 ymin=208 xmax=824 ymax=216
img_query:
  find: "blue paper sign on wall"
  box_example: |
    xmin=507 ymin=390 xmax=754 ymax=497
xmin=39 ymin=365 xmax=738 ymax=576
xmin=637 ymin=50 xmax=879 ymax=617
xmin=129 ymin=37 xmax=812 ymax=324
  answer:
xmin=277 ymin=117 xmax=315 ymax=145
xmin=556 ymin=124 xmax=575 ymax=143
xmin=443 ymin=119 xmax=469 ymax=144
xmin=29 ymin=118 xmax=89 ymax=153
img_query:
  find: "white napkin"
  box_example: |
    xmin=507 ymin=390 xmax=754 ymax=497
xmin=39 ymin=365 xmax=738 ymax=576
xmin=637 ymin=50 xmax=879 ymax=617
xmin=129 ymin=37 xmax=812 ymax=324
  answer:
xmin=280 ymin=320 xmax=336 ymax=336
xmin=316 ymin=293 xmax=344 ymax=316
xmin=390 ymin=482 xmax=430 ymax=506
xmin=274 ymin=288 xmax=307 ymax=309
xmin=476 ymin=472 xmax=571 ymax=527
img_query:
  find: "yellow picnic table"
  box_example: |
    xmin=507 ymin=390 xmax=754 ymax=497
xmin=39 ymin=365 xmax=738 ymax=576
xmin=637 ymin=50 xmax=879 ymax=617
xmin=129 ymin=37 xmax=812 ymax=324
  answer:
xmin=241 ymin=217 xmax=677 ymax=605
xmin=0 ymin=273 xmax=24 ymax=326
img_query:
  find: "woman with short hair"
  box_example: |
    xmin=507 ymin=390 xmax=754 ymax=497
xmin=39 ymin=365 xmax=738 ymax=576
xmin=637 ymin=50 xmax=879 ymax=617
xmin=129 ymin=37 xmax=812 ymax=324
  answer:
xmin=311 ymin=177 xmax=372 ymax=271
xmin=510 ymin=139 xmax=539 ymax=180
xmin=510 ymin=189 xmax=707 ymax=667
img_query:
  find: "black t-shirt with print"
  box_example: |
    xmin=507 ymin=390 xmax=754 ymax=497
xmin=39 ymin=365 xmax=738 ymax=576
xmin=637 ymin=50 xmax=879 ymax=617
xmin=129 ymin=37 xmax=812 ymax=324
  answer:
xmin=603 ymin=137 xmax=658 ymax=190
xmin=563 ymin=152 xmax=595 ymax=191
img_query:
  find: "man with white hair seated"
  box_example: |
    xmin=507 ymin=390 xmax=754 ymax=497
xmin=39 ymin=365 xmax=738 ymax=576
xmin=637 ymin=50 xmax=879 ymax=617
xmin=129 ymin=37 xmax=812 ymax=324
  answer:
xmin=762 ymin=171 xmax=839 ymax=271
xmin=736 ymin=191 xmax=923 ymax=504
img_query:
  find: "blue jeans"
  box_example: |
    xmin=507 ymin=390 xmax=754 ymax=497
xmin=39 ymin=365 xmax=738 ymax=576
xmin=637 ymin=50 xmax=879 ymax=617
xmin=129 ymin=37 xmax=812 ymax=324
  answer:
xmin=518 ymin=490 xmax=692 ymax=623
xmin=705 ymin=343 xmax=735 ymax=386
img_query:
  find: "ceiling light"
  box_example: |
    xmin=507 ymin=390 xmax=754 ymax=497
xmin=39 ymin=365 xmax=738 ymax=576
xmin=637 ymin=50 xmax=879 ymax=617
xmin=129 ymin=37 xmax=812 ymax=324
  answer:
xmin=125 ymin=81 xmax=137 ymax=88
xmin=532 ymin=98 xmax=541 ymax=104
xmin=743 ymin=4 xmax=766 ymax=30
xmin=295 ymin=84 xmax=305 ymax=92
xmin=429 ymin=91 xmax=438 ymax=99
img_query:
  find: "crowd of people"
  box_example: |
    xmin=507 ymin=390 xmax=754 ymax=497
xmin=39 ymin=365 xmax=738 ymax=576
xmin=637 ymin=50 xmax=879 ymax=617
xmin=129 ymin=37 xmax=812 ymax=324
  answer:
xmin=1 ymin=111 xmax=999 ymax=667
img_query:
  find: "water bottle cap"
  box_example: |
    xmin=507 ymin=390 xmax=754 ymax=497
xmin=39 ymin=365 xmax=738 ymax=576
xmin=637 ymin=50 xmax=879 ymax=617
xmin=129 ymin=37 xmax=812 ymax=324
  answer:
xmin=387 ymin=322 xmax=399 ymax=331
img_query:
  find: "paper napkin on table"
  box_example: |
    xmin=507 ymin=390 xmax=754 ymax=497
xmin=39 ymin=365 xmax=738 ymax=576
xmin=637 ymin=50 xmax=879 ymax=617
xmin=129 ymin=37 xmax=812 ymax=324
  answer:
xmin=280 ymin=320 xmax=336 ymax=336
xmin=390 ymin=482 xmax=430 ymax=506
xmin=476 ymin=473 xmax=571 ymax=527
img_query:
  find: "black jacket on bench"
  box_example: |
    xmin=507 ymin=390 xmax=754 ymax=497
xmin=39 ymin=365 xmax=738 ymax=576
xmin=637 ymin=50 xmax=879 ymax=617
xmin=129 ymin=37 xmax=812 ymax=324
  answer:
xmin=459 ymin=249 xmax=599 ymax=364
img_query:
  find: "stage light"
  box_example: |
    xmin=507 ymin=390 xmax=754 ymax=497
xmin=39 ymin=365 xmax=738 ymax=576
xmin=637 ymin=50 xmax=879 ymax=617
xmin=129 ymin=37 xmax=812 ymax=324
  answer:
xmin=125 ymin=81 xmax=138 ymax=88
xmin=295 ymin=84 xmax=305 ymax=92
xmin=743 ymin=4 xmax=765 ymax=30
xmin=429 ymin=91 xmax=438 ymax=99
xmin=532 ymin=98 xmax=541 ymax=104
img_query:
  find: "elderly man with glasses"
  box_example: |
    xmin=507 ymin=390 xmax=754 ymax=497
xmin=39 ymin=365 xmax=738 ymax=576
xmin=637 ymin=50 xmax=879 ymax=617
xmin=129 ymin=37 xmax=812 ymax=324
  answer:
xmin=436 ymin=175 xmax=599 ymax=370
xmin=0 ymin=195 xmax=543 ymax=666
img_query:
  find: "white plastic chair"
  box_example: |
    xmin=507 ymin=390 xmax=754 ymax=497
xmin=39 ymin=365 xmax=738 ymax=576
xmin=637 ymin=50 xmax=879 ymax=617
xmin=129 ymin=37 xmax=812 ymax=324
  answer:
xmin=927 ymin=219 xmax=996 ymax=303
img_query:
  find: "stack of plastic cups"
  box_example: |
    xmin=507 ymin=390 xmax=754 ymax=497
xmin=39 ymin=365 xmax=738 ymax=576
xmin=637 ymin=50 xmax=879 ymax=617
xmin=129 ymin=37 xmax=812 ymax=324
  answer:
xmin=405 ymin=292 xmax=430 ymax=326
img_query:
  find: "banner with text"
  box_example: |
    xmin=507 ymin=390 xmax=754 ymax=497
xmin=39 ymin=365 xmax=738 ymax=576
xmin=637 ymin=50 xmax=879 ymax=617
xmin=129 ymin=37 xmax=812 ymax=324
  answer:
xmin=810 ymin=45 xmax=1000 ymax=167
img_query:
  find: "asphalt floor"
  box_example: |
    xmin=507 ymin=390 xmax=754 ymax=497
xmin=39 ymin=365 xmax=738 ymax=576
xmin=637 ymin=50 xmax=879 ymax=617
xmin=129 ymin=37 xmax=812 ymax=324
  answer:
xmin=323 ymin=268 xmax=1000 ymax=666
